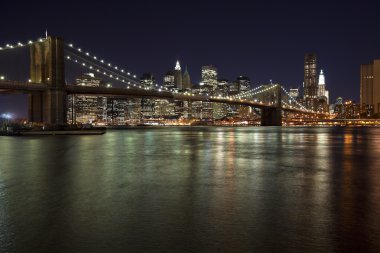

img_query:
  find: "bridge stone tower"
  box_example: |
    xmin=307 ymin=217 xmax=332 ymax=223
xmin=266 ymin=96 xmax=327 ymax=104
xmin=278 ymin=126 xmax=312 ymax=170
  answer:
xmin=260 ymin=84 xmax=282 ymax=126
xmin=28 ymin=36 xmax=67 ymax=125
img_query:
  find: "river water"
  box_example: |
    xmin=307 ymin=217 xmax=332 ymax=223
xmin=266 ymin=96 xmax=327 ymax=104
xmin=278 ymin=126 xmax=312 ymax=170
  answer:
xmin=1 ymin=127 xmax=380 ymax=252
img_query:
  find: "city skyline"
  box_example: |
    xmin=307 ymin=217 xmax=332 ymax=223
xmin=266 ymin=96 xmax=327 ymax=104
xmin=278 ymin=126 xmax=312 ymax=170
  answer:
xmin=1 ymin=0 xmax=380 ymax=117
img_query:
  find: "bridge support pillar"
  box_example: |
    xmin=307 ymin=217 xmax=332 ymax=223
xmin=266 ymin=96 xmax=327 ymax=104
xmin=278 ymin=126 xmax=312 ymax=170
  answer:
xmin=28 ymin=92 xmax=43 ymax=123
xmin=261 ymin=107 xmax=282 ymax=126
xmin=28 ymin=36 xmax=66 ymax=125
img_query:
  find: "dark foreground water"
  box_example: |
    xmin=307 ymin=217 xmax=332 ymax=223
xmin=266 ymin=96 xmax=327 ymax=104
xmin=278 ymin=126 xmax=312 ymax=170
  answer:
xmin=1 ymin=127 xmax=380 ymax=253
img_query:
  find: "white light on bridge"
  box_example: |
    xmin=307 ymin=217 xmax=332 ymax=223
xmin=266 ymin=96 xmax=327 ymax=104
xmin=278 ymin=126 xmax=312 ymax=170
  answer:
xmin=68 ymin=44 xmax=73 ymax=47
xmin=0 ymin=76 xmax=5 ymax=80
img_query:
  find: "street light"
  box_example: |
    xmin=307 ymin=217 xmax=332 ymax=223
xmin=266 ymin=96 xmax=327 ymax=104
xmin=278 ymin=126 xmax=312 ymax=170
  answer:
xmin=0 ymin=76 xmax=4 ymax=80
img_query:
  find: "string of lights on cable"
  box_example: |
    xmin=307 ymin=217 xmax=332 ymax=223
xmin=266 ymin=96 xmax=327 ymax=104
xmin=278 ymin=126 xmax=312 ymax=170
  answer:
xmin=65 ymin=43 xmax=139 ymax=80
xmin=0 ymin=38 xmax=46 ymax=52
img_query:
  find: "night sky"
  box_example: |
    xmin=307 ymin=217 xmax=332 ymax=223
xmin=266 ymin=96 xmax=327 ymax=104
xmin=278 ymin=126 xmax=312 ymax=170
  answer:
xmin=1 ymin=0 xmax=380 ymax=118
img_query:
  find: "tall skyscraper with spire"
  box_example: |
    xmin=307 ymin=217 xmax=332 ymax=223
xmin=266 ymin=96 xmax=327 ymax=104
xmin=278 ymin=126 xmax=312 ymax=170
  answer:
xmin=318 ymin=69 xmax=329 ymax=104
xmin=182 ymin=66 xmax=192 ymax=90
xmin=174 ymin=60 xmax=183 ymax=90
xmin=318 ymin=70 xmax=326 ymax=97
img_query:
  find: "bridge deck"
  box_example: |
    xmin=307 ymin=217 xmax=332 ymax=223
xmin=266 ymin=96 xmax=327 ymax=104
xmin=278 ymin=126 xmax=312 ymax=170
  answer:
xmin=0 ymin=80 xmax=324 ymax=115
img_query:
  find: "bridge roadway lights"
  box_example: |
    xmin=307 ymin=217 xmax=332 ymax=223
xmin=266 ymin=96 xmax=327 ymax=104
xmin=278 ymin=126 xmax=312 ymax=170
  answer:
xmin=261 ymin=107 xmax=282 ymax=126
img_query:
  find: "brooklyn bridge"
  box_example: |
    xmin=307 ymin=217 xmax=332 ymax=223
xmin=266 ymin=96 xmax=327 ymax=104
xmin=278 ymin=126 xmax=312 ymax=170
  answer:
xmin=0 ymin=36 xmax=327 ymax=126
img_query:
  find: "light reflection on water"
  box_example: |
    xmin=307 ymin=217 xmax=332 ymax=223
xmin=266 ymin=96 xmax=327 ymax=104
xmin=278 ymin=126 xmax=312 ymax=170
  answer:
xmin=1 ymin=127 xmax=380 ymax=252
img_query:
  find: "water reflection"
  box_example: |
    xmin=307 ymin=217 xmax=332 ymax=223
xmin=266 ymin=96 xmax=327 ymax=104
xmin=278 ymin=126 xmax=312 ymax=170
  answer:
xmin=0 ymin=127 xmax=380 ymax=252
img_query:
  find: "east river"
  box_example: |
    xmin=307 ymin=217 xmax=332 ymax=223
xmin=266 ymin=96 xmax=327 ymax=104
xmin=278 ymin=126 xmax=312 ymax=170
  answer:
xmin=1 ymin=127 xmax=380 ymax=252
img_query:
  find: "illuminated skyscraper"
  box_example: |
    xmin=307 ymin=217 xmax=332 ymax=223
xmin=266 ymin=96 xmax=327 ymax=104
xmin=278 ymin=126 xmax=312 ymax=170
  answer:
xmin=360 ymin=59 xmax=380 ymax=116
xmin=303 ymin=53 xmax=318 ymax=110
xmin=140 ymin=73 xmax=156 ymax=117
xmin=67 ymin=73 xmax=106 ymax=124
xmin=316 ymin=69 xmax=329 ymax=113
xmin=201 ymin=65 xmax=218 ymax=119
xmin=317 ymin=70 xmax=329 ymax=103
xmin=237 ymin=76 xmax=250 ymax=93
xmin=140 ymin=73 xmax=156 ymax=90
xmin=174 ymin=60 xmax=183 ymax=90
xmin=163 ymin=71 xmax=176 ymax=91
xmin=289 ymin=88 xmax=299 ymax=99
xmin=202 ymin=65 xmax=218 ymax=93
xmin=318 ymin=70 xmax=326 ymax=97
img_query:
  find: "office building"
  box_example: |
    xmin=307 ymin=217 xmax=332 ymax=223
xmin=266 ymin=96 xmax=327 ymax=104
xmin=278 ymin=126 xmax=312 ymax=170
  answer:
xmin=140 ymin=73 xmax=156 ymax=90
xmin=289 ymin=88 xmax=299 ymax=99
xmin=67 ymin=73 xmax=106 ymax=124
xmin=360 ymin=59 xmax=380 ymax=116
xmin=303 ymin=53 xmax=318 ymax=110
xmin=163 ymin=71 xmax=176 ymax=91
xmin=140 ymin=73 xmax=156 ymax=118
xmin=201 ymin=65 xmax=218 ymax=93
xmin=237 ymin=76 xmax=251 ymax=93
xmin=201 ymin=65 xmax=218 ymax=119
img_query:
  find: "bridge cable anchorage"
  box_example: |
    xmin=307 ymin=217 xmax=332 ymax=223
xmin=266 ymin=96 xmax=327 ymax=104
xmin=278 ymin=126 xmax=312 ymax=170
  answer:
xmin=0 ymin=38 xmax=46 ymax=52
